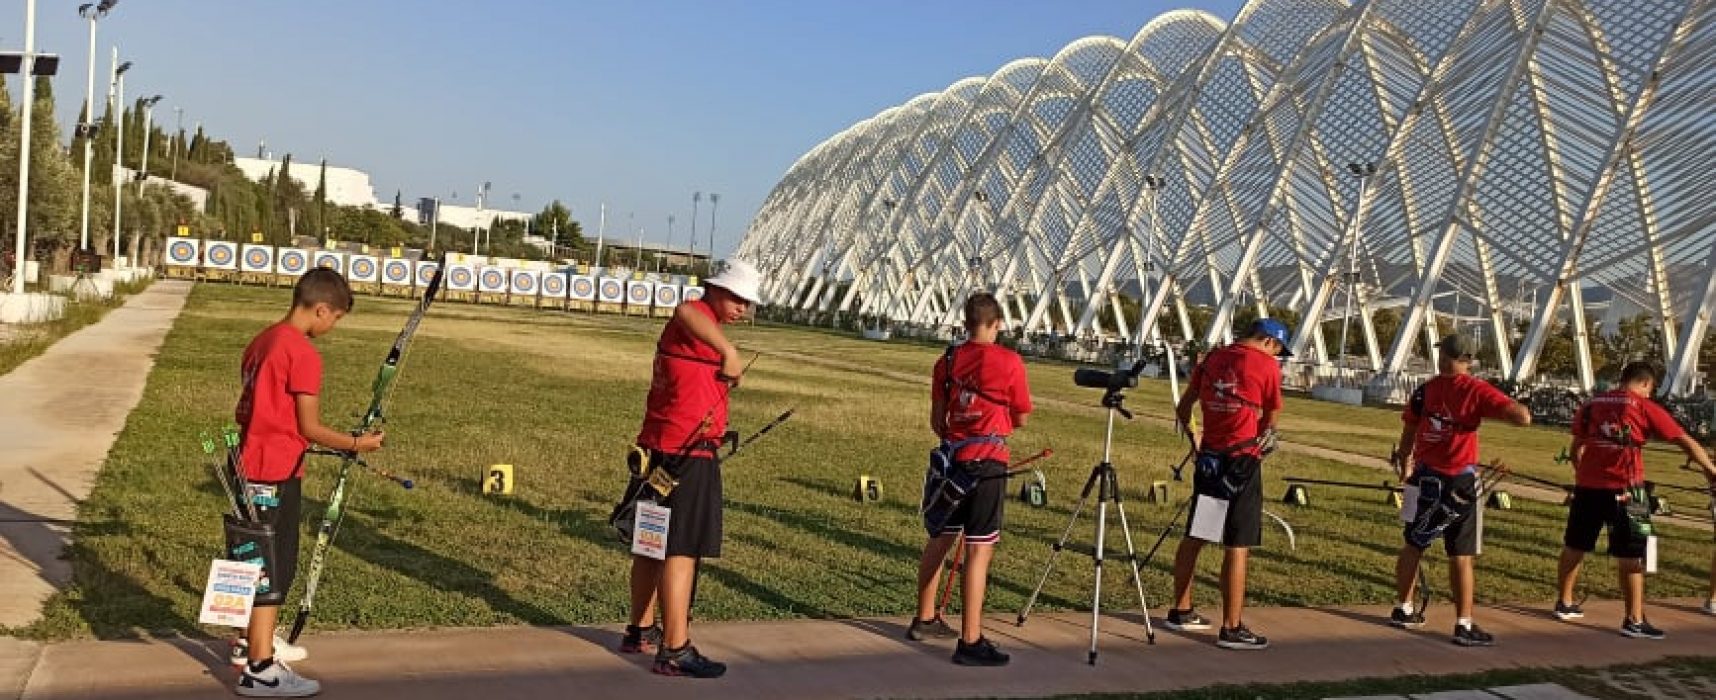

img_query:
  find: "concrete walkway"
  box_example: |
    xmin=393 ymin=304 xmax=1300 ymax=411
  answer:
xmin=3 ymin=598 xmax=1714 ymax=699
xmin=0 ymin=281 xmax=192 ymax=629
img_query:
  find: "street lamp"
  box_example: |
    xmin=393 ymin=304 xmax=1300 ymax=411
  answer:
xmin=136 ymin=94 xmax=162 ymax=194
xmin=691 ymin=192 xmax=701 ymax=273
xmin=1337 ymin=161 xmax=1378 ymax=387
xmin=109 ymin=53 xmax=132 ymax=264
xmin=708 ymin=193 xmax=720 ymax=263
xmin=76 ymin=1 xmax=117 ymax=253
xmin=3 ymin=0 xmax=61 ymax=296
xmin=664 ymin=215 xmax=675 ymax=273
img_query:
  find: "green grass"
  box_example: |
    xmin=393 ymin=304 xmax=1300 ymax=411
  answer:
xmin=14 ymin=283 xmax=1716 ymax=641
xmin=1040 ymin=654 xmax=1716 ymax=699
xmin=0 ymin=276 xmax=154 ymax=377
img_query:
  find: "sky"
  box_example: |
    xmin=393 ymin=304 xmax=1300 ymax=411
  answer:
xmin=13 ymin=0 xmax=1246 ymax=257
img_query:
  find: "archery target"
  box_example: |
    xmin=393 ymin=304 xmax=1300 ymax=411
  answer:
xmin=347 ymin=255 xmax=380 ymax=283
xmin=570 ymin=275 xmax=598 ymax=301
xmin=682 ymin=286 xmax=705 ymax=303
xmin=447 ymin=264 xmax=477 ymax=291
xmin=312 ymin=251 xmax=345 ymax=274
xmin=415 ymin=260 xmax=441 ymax=287
xmin=540 ymin=272 xmax=568 ymax=298
xmin=277 ymin=248 xmax=310 ymax=276
xmin=655 ymin=284 xmax=681 ymax=308
xmin=598 ymin=278 xmax=625 ymax=303
xmin=382 ymin=259 xmax=413 ymax=286
xmin=478 ymin=267 xmax=509 ymax=293
xmin=165 ymin=237 xmax=200 ymax=266
xmin=204 ymin=241 xmax=239 ymax=270
xmin=510 ymin=269 xmax=540 ymax=295
xmin=242 ymin=245 xmax=275 ymax=273
xmin=627 ymin=280 xmax=656 ymax=307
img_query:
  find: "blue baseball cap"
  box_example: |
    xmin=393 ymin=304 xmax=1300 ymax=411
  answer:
xmin=1251 ymin=318 xmax=1294 ymax=357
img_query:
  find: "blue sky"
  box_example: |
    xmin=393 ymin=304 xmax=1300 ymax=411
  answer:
xmin=16 ymin=0 xmax=1244 ymax=256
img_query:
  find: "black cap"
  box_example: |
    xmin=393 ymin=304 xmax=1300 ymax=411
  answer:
xmin=1436 ymin=333 xmax=1476 ymax=359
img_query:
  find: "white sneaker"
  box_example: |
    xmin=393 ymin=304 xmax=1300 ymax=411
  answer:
xmin=235 ymin=659 xmax=320 ymax=697
xmin=230 ymin=635 xmax=308 ymax=666
xmin=1702 ymin=599 xmax=1716 ymax=616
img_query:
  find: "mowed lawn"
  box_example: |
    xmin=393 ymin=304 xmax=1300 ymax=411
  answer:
xmin=17 ymin=283 xmax=1716 ymax=640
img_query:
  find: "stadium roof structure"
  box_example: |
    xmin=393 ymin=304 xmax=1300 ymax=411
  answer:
xmin=738 ymin=0 xmax=1716 ymax=398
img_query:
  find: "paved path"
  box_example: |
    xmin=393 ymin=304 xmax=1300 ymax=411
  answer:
xmin=0 ymin=281 xmax=192 ymax=628
xmin=3 ymin=598 xmax=1713 ymax=699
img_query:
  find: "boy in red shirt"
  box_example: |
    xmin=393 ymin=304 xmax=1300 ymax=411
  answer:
xmin=1168 ymin=318 xmax=1290 ymax=650
xmin=1555 ymin=361 xmax=1716 ymax=638
xmin=908 ymin=292 xmax=1033 ymax=666
xmin=1389 ymin=333 xmax=1529 ymax=647
xmin=619 ymin=260 xmax=759 ymax=678
xmin=232 ymin=268 xmax=383 ymax=697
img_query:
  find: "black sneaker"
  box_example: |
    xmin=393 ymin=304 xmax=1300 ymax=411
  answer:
xmin=1216 ymin=624 xmax=1268 ymax=650
xmin=951 ymin=637 xmax=1010 ymax=667
xmin=906 ymin=616 xmax=959 ymax=641
xmin=1620 ymin=618 xmax=1665 ymax=640
xmin=1552 ymin=601 xmax=1584 ymax=621
xmin=1390 ymin=606 xmax=1426 ymax=629
xmin=620 ymin=623 xmax=663 ymax=653
xmin=653 ymin=643 xmax=727 ymax=678
xmin=1452 ymin=623 xmax=1495 ymax=647
xmin=1164 ymin=608 xmax=1213 ymax=631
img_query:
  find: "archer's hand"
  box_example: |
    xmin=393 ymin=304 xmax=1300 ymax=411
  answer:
xmin=352 ymin=431 xmax=385 ymax=453
xmin=719 ymin=354 xmax=746 ymax=387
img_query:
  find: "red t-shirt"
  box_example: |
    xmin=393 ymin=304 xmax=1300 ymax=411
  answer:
xmin=236 ymin=322 xmax=322 ymax=482
xmin=1188 ymin=343 xmax=1282 ymax=456
xmin=636 ymin=300 xmax=729 ymax=455
xmin=1572 ymin=390 xmax=1686 ymax=489
xmin=933 ymin=341 xmax=1033 ymax=462
xmin=1404 ymin=374 xmax=1515 ymax=475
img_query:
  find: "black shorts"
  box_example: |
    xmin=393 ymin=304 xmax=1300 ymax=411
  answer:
xmin=654 ymin=453 xmax=724 ymax=559
xmin=939 ymin=460 xmax=1007 ymax=544
xmin=1564 ymin=487 xmax=1647 ymax=558
xmin=239 ymin=477 xmax=302 ymax=608
xmin=1188 ymin=453 xmax=1263 ymax=548
xmin=1403 ymin=468 xmax=1479 ymax=556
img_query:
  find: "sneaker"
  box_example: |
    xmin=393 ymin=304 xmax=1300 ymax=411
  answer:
xmin=229 ymin=636 xmax=308 ymax=667
xmin=1552 ymin=601 xmax=1584 ymax=621
xmin=619 ymin=624 xmax=663 ymax=653
xmin=1216 ymin=624 xmax=1268 ymax=650
xmin=235 ymin=659 xmax=321 ymax=697
xmin=1702 ymin=599 xmax=1716 ymax=616
xmin=1164 ymin=608 xmax=1213 ymax=631
xmin=1389 ymin=606 xmax=1426 ymax=629
xmin=653 ymin=643 xmax=727 ymax=678
xmin=951 ymin=637 xmax=1011 ymax=667
xmin=1620 ymin=618 xmax=1665 ymax=640
xmin=906 ymin=616 xmax=959 ymax=641
xmin=1452 ymin=623 xmax=1495 ymax=647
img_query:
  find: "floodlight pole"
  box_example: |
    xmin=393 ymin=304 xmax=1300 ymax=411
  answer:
xmin=109 ymin=50 xmax=129 ymax=264
xmin=137 ymin=95 xmax=161 ymax=195
xmin=595 ymin=203 xmax=607 ymax=268
xmin=10 ymin=0 xmax=40 ymax=294
xmin=691 ymin=191 xmax=701 ymax=272
xmin=77 ymin=1 xmax=115 ymax=252
xmin=664 ymin=215 xmax=674 ymax=272
xmin=708 ymin=193 xmax=720 ymax=262
xmin=1337 ymin=162 xmax=1377 ymax=388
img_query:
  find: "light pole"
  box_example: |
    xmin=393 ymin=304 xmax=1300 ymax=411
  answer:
xmin=474 ymin=181 xmax=490 ymax=254
xmin=170 ymin=105 xmax=182 ymax=180
xmin=663 ymin=215 xmax=674 ymax=272
xmin=76 ymin=1 xmax=116 ymax=253
xmin=1338 ymin=161 xmax=1377 ymax=388
xmin=6 ymin=0 xmax=61 ymax=295
xmin=136 ymin=94 xmax=162 ymax=194
xmin=595 ymin=203 xmax=607 ymax=269
xmin=109 ymin=51 xmax=131 ymax=264
xmin=708 ymin=193 xmax=719 ymax=263
xmin=691 ymin=191 xmax=701 ymax=273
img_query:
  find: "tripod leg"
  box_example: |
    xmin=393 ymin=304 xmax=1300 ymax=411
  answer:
xmin=1090 ymin=485 xmax=1110 ymax=665
xmin=1111 ymin=494 xmax=1157 ymax=644
xmin=1018 ymin=466 xmax=1102 ymax=626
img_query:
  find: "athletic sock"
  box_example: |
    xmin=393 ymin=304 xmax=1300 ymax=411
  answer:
xmin=1456 ymin=617 xmax=1472 ymax=628
xmin=247 ymin=657 xmax=274 ymax=674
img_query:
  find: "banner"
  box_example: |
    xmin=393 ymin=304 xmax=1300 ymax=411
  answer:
xmin=570 ymin=275 xmax=598 ymax=301
xmin=203 ymin=241 xmax=240 ymax=270
xmin=312 ymin=251 xmax=346 ymax=274
xmin=276 ymin=248 xmax=310 ymax=277
xmin=381 ymin=258 xmax=413 ymax=286
xmin=682 ymin=286 xmax=705 ymax=303
xmin=347 ymin=255 xmax=380 ymax=283
xmin=627 ymin=280 xmax=657 ymax=307
xmin=598 ymin=277 xmax=626 ymax=304
xmin=165 ymin=237 xmax=200 ymax=266
xmin=446 ymin=264 xmax=478 ymax=292
xmin=509 ymin=269 xmax=540 ymax=296
xmin=241 ymin=245 xmax=275 ymax=273
xmin=654 ymin=284 xmax=682 ymax=308
xmin=414 ymin=260 xmax=441 ymax=287
xmin=478 ymin=267 xmax=509 ymax=294
xmin=540 ymin=272 xmax=568 ymax=298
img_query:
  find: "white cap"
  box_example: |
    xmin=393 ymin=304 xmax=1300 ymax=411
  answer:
xmin=705 ymin=259 xmax=763 ymax=304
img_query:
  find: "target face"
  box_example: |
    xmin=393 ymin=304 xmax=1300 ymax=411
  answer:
xmin=656 ymin=286 xmax=678 ymax=305
xmin=512 ymin=272 xmax=536 ymax=293
xmin=207 ymin=245 xmax=235 ymax=266
xmin=628 ymin=284 xmax=651 ymax=303
xmin=542 ymin=275 xmax=566 ymax=296
xmin=245 ymin=248 xmax=271 ymax=268
xmin=383 ymin=260 xmax=412 ymax=283
xmin=167 ymin=240 xmax=198 ymax=264
xmin=683 ymin=286 xmax=705 ymax=302
xmin=600 ymin=280 xmax=623 ymax=300
xmin=450 ymin=267 xmax=475 ymax=288
xmin=313 ymin=253 xmax=343 ymax=271
xmin=279 ymin=250 xmax=309 ymax=274
xmin=416 ymin=263 xmax=440 ymax=285
xmin=480 ymin=269 xmax=506 ymax=291
xmin=573 ymin=278 xmax=595 ymax=297
xmin=351 ymin=258 xmax=376 ymax=278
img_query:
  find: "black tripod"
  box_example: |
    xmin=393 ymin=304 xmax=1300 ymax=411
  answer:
xmin=1017 ymin=382 xmax=1156 ymax=664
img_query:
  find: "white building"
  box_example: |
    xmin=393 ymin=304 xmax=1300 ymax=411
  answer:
xmin=232 ymin=157 xmax=531 ymax=229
